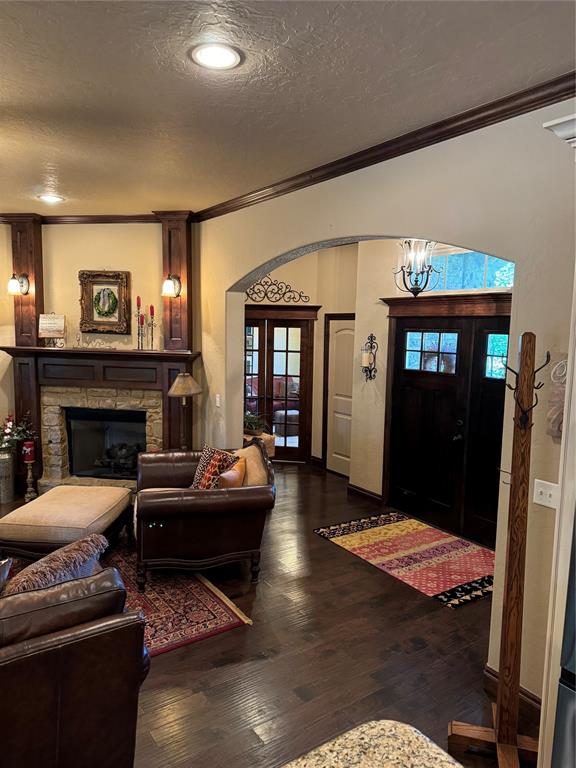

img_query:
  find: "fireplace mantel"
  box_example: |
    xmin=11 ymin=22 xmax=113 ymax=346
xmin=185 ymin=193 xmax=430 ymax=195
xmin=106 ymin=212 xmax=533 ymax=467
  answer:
xmin=0 ymin=346 xmax=199 ymax=362
xmin=0 ymin=345 xmax=201 ymax=485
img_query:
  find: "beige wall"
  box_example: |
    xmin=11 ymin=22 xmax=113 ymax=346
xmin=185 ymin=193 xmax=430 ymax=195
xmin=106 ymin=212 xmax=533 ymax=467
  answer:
xmin=199 ymin=98 xmax=575 ymax=696
xmin=349 ymin=240 xmax=398 ymax=493
xmin=42 ymin=223 xmax=163 ymax=348
xmin=0 ymin=224 xmax=15 ymax=419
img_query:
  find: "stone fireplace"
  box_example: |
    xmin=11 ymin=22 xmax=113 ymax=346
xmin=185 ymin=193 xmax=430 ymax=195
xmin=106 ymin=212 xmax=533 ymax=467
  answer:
xmin=40 ymin=386 xmax=163 ymax=492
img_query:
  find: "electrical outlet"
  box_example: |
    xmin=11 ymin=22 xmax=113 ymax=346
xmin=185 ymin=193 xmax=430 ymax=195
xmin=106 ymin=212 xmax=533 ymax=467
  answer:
xmin=215 ymin=393 xmax=221 ymax=408
xmin=533 ymin=479 xmax=560 ymax=509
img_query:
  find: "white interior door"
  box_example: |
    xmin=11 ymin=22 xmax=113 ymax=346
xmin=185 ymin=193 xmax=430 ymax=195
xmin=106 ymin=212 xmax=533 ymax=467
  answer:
xmin=326 ymin=319 xmax=355 ymax=476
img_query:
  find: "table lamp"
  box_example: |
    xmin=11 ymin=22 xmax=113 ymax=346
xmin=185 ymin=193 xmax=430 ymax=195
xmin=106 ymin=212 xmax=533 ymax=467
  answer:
xmin=167 ymin=373 xmax=202 ymax=450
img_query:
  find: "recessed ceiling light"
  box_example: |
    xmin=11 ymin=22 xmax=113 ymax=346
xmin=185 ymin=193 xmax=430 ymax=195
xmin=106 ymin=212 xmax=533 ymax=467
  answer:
xmin=190 ymin=43 xmax=242 ymax=70
xmin=37 ymin=193 xmax=65 ymax=204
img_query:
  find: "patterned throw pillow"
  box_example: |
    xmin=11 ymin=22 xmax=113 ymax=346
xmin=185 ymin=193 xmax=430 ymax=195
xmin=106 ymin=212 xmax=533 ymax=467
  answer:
xmin=0 ymin=558 xmax=12 ymax=592
xmin=191 ymin=445 xmax=239 ymax=490
xmin=2 ymin=534 xmax=108 ymax=596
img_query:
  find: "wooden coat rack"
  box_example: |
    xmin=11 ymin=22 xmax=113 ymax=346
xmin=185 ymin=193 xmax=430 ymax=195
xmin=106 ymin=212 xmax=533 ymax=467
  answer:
xmin=448 ymin=332 xmax=549 ymax=767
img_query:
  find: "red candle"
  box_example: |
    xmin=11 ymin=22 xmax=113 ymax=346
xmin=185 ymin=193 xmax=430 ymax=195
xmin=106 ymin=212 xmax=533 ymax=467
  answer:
xmin=137 ymin=295 xmax=141 ymax=309
xmin=22 ymin=440 xmax=35 ymax=463
xmin=150 ymin=304 xmax=155 ymax=317
xmin=139 ymin=314 xmax=145 ymax=326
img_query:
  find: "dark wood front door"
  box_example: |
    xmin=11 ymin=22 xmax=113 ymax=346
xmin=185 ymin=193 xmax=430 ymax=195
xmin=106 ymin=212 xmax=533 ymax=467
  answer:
xmin=388 ymin=314 xmax=509 ymax=547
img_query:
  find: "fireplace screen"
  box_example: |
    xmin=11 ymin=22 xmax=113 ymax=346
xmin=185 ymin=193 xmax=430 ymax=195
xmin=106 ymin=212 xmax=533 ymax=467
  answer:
xmin=65 ymin=407 xmax=146 ymax=480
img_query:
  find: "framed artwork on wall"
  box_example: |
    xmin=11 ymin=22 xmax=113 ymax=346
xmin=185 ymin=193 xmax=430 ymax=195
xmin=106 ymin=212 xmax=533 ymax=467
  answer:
xmin=79 ymin=270 xmax=131 ymax=334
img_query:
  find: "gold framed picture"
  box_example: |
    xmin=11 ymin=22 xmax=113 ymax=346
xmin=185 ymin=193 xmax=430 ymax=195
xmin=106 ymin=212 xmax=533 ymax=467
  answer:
xmin=79 ymin=270 xmax=131 ymax=334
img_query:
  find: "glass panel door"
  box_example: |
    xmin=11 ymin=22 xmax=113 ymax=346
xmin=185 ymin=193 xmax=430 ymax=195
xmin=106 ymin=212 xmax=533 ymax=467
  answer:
xmin=271 ymin=324 xmax=302 ymax=451
xmin=244 ymin=314 xmax=313 ymax=462
xmin=244 ymin=320 xmax=266 ymax=424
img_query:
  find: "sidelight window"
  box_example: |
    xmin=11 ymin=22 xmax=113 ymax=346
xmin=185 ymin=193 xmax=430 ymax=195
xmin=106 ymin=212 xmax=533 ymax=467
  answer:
xmin=485 ymin=333 xmax=509 ymax=379
xmin=405 ymin=330 xmax=458 ymax=374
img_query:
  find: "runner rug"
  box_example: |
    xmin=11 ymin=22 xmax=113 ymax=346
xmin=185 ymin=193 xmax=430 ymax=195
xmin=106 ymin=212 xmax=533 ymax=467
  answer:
xmin=314 ymin=512 xmax=494 ymax=608
xmin=103 ymin=545 xmax=252 ymax=656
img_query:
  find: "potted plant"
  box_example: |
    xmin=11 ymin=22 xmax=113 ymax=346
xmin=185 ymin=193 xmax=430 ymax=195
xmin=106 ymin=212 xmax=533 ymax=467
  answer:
xmin=0 ymin=413 xmax=38 ymax=503
xmin=243 ymin=412 xmax=267 ymax=436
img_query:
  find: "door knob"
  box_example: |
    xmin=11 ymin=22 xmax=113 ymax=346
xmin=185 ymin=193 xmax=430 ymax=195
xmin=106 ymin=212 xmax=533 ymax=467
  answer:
xmin=452 ymin=434 xmax=464 ymax=442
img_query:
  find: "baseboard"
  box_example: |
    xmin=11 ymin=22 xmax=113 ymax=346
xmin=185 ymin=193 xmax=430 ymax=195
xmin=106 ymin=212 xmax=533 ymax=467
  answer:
xmin=347 ymin=483 xmax=384 ymax=503
xmin=309 ymin=455 xmax=324 ymax=467
xmin=483 ymin=665 xmax=541 ymax=729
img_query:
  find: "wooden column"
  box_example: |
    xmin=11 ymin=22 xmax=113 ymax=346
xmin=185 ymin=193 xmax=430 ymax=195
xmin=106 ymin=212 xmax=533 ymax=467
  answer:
xmin=495 ymin=332 xmax=535 ymax=747
xmin=7 ymin=214 xmax=44 ymax=346
xmin=154 ymin=211 xmax=193 ymax=351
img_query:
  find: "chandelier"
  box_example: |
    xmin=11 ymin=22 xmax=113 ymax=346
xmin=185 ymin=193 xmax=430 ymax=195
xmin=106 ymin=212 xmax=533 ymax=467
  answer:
xmin=394 ymin=239 xmax=439 ymax=297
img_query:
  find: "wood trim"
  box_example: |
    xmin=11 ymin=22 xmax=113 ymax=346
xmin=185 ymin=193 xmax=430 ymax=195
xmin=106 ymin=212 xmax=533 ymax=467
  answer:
xmin=347 ymin=483 xmax=384 ymax=503
xmin=9 ymin=214 xmax=44 ymax=347
xmin=483 ymin=665 xmax=541 ymax=730
xmin=381 ymin=316 xmax=398 ymax=504
xmin=43 ymin=214 xmax=160 ymax=225
xmin=381 ymin=292 xmax=512 ymax=318
xmin=322 ymin=313 xmax=355 ymax=467
xmin=245 ymin=304 xmax=321 ymax=320
xmin=0 ymin=214 xmax=161 ymax=225
xmin=155 ymin=211 xmax=194 ymax=351
xmin=0 ymin=346 xmax=200 ymax=363
xmin=195 ymin=72 xmax=576 ymax=221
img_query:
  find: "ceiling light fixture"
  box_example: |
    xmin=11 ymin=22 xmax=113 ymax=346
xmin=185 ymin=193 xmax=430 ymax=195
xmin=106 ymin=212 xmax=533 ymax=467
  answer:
xmin=394 ymin=239 xmax=440 ymax=297
xmin=37 ymin=193 xmax=65 ymax=204
xmin=190 ymin=43 xmax=242 ymax=70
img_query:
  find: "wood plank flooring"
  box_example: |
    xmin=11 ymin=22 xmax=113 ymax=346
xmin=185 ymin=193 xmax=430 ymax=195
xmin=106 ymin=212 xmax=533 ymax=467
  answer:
xmin=135 ymin=464 xmax=501 ymax=767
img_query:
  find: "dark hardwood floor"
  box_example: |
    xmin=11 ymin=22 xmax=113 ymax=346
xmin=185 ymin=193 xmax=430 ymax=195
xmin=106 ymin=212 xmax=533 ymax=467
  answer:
xmin=135 ymin=464 xmax=500 ymax=767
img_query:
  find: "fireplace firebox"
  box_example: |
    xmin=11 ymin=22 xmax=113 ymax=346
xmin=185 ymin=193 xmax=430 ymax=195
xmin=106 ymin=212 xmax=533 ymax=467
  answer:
xmin=65 ymin=407 xmax=146 ymax=480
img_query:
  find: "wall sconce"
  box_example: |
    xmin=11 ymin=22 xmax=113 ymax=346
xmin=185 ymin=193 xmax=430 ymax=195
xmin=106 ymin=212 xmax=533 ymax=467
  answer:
xmin=361 ymin=334 xmax=378 ymax=381
xmin=161 ymin=274 xmax=182 ymax=298
xmin=7 ymin=273 xmax=30 ymax=296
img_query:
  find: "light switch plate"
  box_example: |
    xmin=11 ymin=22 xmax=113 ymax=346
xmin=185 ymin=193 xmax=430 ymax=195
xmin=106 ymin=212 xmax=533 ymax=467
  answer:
xmin=533 ymin=479 xmax=560 ymax=509
xmin=215 ymin=393 xmax=221 ymax=408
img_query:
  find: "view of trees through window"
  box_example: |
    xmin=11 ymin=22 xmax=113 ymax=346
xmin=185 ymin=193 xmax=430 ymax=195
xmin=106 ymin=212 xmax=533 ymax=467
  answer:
xmin=430 ymin=252 xmax=514 ymax=292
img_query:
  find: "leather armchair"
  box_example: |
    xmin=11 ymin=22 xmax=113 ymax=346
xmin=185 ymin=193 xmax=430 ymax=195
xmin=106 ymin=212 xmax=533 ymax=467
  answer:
xmin=136 ymin=447 xmax=276 ymax=591
xmin=0 ymin=567 xmax=149 ymax=768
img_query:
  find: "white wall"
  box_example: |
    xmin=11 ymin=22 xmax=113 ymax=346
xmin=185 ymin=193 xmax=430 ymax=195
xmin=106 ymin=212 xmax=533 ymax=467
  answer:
xmin=199 ymin=99 xmax=576 ymax=696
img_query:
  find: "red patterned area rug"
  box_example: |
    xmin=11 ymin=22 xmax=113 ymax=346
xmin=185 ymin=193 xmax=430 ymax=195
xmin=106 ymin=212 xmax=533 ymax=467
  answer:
xmin=315 ymin=513 xmax=494 ymax=608
xmin=103 ymin=546 xmax=252 ymax=656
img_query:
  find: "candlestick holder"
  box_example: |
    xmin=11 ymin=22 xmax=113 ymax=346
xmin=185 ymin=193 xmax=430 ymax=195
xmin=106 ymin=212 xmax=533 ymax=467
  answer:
xmin=135 ymin=308 xmax=147 ymax=350
xmin=147 ymin=317 xmax=157 ymax=350
xmin=24 ymin=461 xmax=37 ymax=502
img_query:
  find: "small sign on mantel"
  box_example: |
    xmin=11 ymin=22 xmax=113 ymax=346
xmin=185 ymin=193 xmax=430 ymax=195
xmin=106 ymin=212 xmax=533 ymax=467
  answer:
xmin=38 ymin=313 xmax=66 ymax=339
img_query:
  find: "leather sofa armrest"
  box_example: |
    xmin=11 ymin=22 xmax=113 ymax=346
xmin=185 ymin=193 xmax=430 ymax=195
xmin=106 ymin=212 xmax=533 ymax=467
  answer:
xmin=137 ymin=450 xmax=201 ymax=490
xmin=0 ymin=610 xmax=148 ymax=680
xmin=137 ymin=485 xmax=276 ymax=519
xmin=0 ymin=567 xmax=126 ymax=648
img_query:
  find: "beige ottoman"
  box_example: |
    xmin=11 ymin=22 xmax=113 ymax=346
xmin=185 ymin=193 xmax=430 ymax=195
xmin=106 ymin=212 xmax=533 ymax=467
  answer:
xmin=0 ymin=485 xmax=132 ymax=559
xmin=282 ymin=720 xmax=462 ymax=767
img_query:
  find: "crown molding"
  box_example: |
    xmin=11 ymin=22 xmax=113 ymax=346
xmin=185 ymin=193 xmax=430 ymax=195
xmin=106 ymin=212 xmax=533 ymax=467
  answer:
xmin=196 ymin=71 xmax=576 ymax=221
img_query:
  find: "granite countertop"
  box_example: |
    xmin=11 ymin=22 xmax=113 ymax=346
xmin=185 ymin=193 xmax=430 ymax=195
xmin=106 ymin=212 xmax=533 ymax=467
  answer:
xmin=282 ymin=720 xmax=462 ymax=767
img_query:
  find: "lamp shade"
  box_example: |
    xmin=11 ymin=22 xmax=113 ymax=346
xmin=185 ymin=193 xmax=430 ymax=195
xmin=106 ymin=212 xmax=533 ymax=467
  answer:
xmin=168 ymin=373 xmax=202 ymax=398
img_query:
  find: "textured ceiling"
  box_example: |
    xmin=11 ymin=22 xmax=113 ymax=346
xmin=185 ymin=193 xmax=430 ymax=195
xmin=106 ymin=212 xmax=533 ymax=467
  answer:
xmin=0 ymin=1 xmax=574 ymax=214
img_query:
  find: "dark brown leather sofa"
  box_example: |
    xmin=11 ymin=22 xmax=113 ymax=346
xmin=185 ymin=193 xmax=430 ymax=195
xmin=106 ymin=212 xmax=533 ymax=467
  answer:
xmin=136 ymin=446 xmax=276 ymax=591
xmin=0 ymin=567 xmax=149 ymax=768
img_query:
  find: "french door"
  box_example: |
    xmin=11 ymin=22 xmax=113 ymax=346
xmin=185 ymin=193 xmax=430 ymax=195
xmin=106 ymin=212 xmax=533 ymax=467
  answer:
xmin=387 ymin=310 xmax=510 ymax=548
xmin=245 ymin=309 xmax=315 ymax=461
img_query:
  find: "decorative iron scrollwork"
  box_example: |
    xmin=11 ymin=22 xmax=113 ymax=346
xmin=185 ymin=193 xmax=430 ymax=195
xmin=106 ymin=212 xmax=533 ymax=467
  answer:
xmin=246 ymin=274 xmax=310 ymax=304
